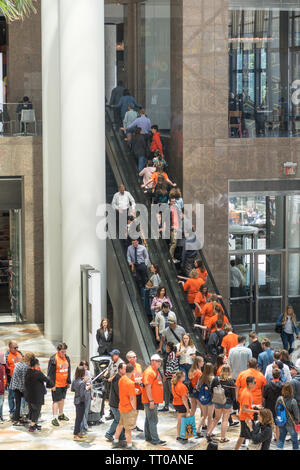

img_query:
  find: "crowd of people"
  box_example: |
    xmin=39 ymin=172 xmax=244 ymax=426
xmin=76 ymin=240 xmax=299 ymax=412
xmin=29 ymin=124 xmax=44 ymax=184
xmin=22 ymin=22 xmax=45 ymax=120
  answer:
xmin=0 ymin=306 xmax=300 ymax=450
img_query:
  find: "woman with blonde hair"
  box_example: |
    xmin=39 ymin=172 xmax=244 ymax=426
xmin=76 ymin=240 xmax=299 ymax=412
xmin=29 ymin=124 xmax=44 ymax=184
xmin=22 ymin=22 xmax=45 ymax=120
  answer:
xmin=247 ymin=409 xmax=274 ymax=451
xmin=181 ymin=269 xmax=205 ymax=310
xmin=206 ymin=364 xmax=236 ymax=443
xmin=276 ymin=306 xmax=299 ymax=354
xmin=188 ymin=356 xmax=204 ymax=424
xmin=196 ymin=362 xmax=215 ymax=435
xmin=176 ymin=334 xmax=196 ymax=385
xmin=171 ymin=370 xmax=191 ymax=443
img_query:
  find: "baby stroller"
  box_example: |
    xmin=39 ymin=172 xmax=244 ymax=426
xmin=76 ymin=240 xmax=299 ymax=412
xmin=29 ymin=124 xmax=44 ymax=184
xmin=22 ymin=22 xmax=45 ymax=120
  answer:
xmin=88 ymin=355 xmax=111 ymax=426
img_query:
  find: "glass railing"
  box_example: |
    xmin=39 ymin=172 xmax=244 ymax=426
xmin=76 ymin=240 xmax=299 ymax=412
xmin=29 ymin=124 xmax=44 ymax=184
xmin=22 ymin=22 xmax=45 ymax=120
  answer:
xmin=0 ymin=103 xmax=42 ymax=137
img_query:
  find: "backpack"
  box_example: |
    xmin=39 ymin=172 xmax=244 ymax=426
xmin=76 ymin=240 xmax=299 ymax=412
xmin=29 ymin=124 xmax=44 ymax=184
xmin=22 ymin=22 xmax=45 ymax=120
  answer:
xmin=215 ymin=331 xmax=224 ymax=355
xmin=275 ymin=400 xmax=287 ymax=427
xmin=197 ymin=383 xmax=211 ymax=405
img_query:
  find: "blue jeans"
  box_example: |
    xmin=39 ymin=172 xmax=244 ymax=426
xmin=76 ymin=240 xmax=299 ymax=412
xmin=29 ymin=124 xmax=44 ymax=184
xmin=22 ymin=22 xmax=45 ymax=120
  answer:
xmin=281 ymin=332 xmax=295 ymax=354
xmin=144 ymin=403 xmax=160 ymax=444
xmin=277 ymin=426 xmax=299 ymax=450
xmin=179 ymin=364 xmax=192 ymax=385
xmin=0 ymin=394 xmax=4 ymax=419
xmin=8 ymin=389 xmax=15 ymax=415
xmin=138 ymin=156 xmax=147 ymax=173
xmin=105 ymin=407 xmax=126 ymax=440
xmin=80 ymin=393 xmax=91 ymax=432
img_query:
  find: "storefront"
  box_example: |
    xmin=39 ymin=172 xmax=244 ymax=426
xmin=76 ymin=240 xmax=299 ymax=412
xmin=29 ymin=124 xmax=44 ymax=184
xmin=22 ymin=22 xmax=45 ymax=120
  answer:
xmin=229 ymin=179 xmax=300 ymax=329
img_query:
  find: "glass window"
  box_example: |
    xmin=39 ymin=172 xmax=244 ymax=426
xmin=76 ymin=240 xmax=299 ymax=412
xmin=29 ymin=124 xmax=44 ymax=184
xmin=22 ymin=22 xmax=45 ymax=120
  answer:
xmin=287 ymin=195 xmax=300 ymax=249
xmin=229 ymin=195 xmax=284 ymax=250
xmin=288 ymin=253 xmax=300 ymax=296
xmin=229 ymin=2 xmax=300 ymax=138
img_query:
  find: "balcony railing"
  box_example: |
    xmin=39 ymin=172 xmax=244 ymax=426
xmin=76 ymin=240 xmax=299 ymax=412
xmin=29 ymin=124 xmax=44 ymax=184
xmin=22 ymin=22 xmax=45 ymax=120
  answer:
xmin=0 ymin=103 xmax=42 ymax=137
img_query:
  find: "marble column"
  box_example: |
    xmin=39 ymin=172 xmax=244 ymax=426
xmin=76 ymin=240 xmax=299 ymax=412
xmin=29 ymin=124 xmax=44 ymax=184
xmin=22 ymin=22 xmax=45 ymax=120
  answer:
xmin=41 ymin=0 xmax=62 ymax=342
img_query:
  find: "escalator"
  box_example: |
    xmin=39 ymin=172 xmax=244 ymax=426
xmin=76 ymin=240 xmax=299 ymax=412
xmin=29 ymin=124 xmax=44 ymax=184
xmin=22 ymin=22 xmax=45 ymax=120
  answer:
xmin=105 ymin=110 xmax=206 ymax=358
xmin=106 ymin=157 xmax=157 ymax=365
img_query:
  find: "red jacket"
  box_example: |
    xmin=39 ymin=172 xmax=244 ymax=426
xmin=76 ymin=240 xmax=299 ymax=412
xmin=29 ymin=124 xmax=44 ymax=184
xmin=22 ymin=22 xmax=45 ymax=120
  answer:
xmin=151 ymin=132 xmax=163 ymax=155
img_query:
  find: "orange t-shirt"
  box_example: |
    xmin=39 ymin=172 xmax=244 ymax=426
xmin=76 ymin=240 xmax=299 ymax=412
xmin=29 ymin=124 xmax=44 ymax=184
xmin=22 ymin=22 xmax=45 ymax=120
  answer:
xmin=131 ymin=363 xmax=143 ymax=396
xmin=221 ymin=333 xmax=239 ymax=357
xmin=172 ymin=381 xmax=188 ymax=406
xmin=202 ymin=303 xmax=224 ymax=326
xmin=7 ymin=351 xmax=23 ymax=377
xmin=194 ymin=291 xmax=210 ymax=316
xmin=239 ymin=387 xmax=254 ymax=421
xmin=142 ymin=366 xmax=163 ymax=404
xmin=197 ymin=269 xmax=208 ymax=282
xmin=189 ymin=369 xmax=202 ymax=389
xmin=118 ymin=375 xmax=136 ymax=413
xmin=55 ymin=353 xmax=69 ymax=388
xmin=183 ymin=278 xmax=205 ymax=304
xmin=152 ymin=172 xmax=168 ymax=186
xmin=236 ymin=369 xmax=267 ymax=405
xmin=206 ymin=314 xmax=229 ymax=333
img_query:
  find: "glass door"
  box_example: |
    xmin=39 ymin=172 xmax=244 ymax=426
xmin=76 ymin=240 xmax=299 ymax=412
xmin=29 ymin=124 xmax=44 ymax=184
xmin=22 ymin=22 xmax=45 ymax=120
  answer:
xmin=9 ymin=209 xmax=23 ymax=322
xmin=229 ymin=253 xmax=255 ymax=327
xmin=254 ymin=252 xmax=283 ymax=328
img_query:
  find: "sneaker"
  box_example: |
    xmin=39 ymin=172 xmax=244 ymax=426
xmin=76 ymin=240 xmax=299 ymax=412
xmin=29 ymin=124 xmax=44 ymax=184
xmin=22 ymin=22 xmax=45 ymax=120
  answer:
xmin=176 ymin=437 xmax=188 ymax=444
xmin=105 ymin=435 xmax=114 ymax=442
xmin=28 ymin=426 xmax=36 ymax=433
xmin=158 ymin=407 xmax=169 ymax=413
xmin=152 ymin=440 xmax=167 ymax=446
xmin=73 ymin=435 xmax=86 ymax=442
xmin=229 ymin=421 xmax=239 ymax=427
xmin=52 ymin=418 xmax=60 ymax=427
xmin=34 ymin=424 xmax=42 ymax=431
xmin=119 ymin=440 xmax=128 ymax=448
xmin=134 ymin=426 xmax=143 ymax=433
xmin=105 ymin=413 xmax=114 ymax=421
xmin=58 ymin=414 xmax=69 ymax=422
xmin=112 ymin=441 xmax=125 ymax=449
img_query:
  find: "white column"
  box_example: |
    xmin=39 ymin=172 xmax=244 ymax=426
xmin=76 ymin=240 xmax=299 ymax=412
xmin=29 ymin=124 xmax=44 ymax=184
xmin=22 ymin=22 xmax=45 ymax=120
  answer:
xmin=59 ymin=0 xmax=106 ymax=359
xmin=41 ymin=0 xmax=62 ymax=342
xmin=105 ymin=25 xmax=117 ymax=102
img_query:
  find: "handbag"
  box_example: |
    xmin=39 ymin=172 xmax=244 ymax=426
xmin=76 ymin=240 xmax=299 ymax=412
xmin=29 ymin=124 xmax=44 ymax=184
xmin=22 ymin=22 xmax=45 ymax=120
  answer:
xmin=90 ymin=389 xmax=102 ymax=413
xmin=212 ymin=382 xmax=226 ymax=406
xmin=275 ymin=324 xmax=283 ymax=334
xmin=180 ymin=416 xmax=197 ymax=440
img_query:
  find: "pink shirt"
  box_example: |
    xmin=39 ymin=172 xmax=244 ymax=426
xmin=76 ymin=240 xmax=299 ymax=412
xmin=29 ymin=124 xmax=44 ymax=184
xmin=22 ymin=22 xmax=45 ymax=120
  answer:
xmin=139 ymin=167 xmax=155 ymax=188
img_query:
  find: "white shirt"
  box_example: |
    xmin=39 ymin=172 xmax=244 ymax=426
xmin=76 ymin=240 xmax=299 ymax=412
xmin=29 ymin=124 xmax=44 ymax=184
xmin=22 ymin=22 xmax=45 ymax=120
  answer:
xmin=176 ymin=343 xmax=196 ymax=365
xmin=284 ymin=316 xmax=294 ymax=335
xmin=265 ymin=362 xmax=292 ymax=382
xmin=230 ymin=266 xmax=244 ymax=287
xmin=112 ymin=191 xmax=136 ymax=211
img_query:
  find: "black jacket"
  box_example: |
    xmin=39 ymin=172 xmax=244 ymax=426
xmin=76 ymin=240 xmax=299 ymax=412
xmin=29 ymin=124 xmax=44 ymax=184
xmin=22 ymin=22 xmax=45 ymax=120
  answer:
xmin=291 ymin=374 xmax=300 ymax=404
xmin=109 ymin=373 xmax=122 ymax=409
xmin=263 ymin=380 xmax=283 ymax=417
xmin=207 ymin=330 xmax=226 ymax=358
xmin=47 ymin=354 xmax=71 ymax=387
xmin=96 ymin=329 xmax=113 ymax=356
xmin=24 ymin=369 xmax=53 ymax=405
xmin=132 ymin=134 xmax=146 ymax=158
xmin=251 ymin=423 xmax=272 ymax=450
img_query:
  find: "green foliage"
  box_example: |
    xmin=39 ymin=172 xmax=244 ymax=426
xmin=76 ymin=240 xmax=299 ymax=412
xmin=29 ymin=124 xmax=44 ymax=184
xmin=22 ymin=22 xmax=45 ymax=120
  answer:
xmin=0 ymin=0 xmax=36 ymax=21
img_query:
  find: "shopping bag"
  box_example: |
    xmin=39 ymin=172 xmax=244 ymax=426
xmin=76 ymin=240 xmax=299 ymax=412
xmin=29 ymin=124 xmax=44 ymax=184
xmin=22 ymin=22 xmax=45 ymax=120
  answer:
xmin=90 ymin=390 xmax=102 ymax=413
xmin=180 ymin=416 xmax=197 ymax=440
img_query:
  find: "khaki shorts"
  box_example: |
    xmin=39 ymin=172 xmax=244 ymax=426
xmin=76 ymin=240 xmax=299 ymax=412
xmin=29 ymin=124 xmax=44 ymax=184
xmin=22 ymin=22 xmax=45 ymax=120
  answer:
xmin=119 ymin=409 xmax=138 ymax=430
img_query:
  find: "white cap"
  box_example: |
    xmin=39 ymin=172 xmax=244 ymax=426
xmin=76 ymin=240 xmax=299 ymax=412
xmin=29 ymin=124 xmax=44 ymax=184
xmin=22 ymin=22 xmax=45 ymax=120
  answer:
xmin=151 ymin=354 xmax=162 ymax=361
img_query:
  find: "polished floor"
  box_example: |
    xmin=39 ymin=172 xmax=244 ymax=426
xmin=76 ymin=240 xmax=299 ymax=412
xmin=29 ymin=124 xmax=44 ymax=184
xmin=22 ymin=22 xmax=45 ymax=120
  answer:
xmin=0 ymin=323 xmax=299 ymax=451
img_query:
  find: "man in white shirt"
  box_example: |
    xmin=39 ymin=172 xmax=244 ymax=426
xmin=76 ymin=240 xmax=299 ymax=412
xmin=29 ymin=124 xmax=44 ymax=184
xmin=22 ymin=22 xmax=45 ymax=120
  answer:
xmin=112 ymin=185 xmax=136 ymax=238
xmin=230 ymin=260 xmax=244 ymax=298
xmin=228 ymin=335 xmax=252 ymax=380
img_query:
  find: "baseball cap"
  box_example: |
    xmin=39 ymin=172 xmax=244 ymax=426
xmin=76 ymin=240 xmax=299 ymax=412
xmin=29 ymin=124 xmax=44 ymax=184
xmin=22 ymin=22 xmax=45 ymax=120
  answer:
xmin=110 ymin=349 xmax=120 ymax=356
xmin=290 ymin=364 xmax=300 ymax=373
xmin=168 ymin=312 xmax=176 ymax=324
xmin=151 ymin=354 xmax=162 ymax=361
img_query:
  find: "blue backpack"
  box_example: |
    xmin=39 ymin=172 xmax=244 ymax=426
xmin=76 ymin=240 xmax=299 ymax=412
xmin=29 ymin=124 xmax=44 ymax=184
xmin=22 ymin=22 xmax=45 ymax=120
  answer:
xmin=275 ymin=401 xmax=287 ymax=427
xmin=197 ymin=384 xmax=211 ymax=405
